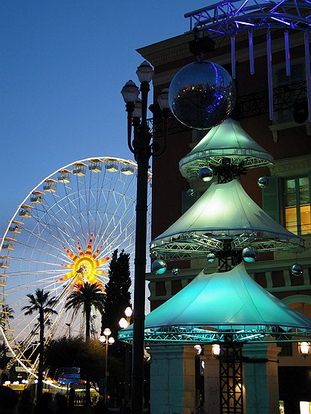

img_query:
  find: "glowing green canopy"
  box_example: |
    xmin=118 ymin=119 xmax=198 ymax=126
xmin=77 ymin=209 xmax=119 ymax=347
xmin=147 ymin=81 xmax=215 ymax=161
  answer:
xmin=119 ymin=263 xmax=311 ymax=344
xmin=179 ymin=118 xmax=273 ymax=180
xmin=150 ymin=179 xmax=303 ymax=261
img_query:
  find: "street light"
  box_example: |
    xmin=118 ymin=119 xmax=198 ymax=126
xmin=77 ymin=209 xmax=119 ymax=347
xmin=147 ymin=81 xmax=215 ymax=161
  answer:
xmin=119 ymin=306 xmax=133 ymax=329
xmin=298 ymin=341 xmax=310 ymax=357
xmin=124 ymin=306 xmax=133 ymax=320
xmin=121 ymin=61 xmax=169 ymax=414
xmin=212 ymin=343 xmax=221 ymax=357
xmin=118 ymin=307 xmax=133 ymax=402
xmin=100 ymin=328 xmax=115 ymax=403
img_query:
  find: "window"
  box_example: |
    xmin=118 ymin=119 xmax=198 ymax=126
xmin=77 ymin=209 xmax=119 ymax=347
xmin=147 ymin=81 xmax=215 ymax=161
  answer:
xmin=274 ymin=62 xmax=306 ymax=123
xmin=277 ymin=342 xmax=292 ymax=357
xmin=284 ymin=176 xmax=311 ymax=235
xmin=262 ymin=173 xmax=311 ymax=236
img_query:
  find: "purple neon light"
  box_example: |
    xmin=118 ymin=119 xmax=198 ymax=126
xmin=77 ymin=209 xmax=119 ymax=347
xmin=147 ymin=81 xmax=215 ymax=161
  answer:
xmin=284 ymin=30 xmax=291 ymax=77
xmin=234 ymin=20 xmax=256 ymax=27
xmin=249 ymin=30 xmax=254 ymax=74
xmin=231 ymin=34 xmax=236 ymax=79
xmin=267 ymin=28 xmax=274 ymax=121
xmin=271 ymin=16 xmax=291 ymax=26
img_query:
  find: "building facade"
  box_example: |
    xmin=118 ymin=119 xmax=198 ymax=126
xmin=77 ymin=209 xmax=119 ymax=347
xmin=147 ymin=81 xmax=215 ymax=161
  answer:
xmin=139 ymin=23 xmax=311 ymax=414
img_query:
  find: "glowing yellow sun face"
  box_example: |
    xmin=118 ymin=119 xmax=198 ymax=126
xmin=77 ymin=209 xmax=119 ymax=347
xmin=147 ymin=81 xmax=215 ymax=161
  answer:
xmin=58 ymin=234 xmax=111 ymax=290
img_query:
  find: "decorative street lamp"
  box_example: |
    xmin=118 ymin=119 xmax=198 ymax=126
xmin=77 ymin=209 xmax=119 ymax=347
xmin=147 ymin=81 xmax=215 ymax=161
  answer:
xmin=298 ymin=341 xmax=310 ymax=357
xmin=212 ymin=343 xmax=221 ymax=358
xmin=119 ymin=306 xmax=133 ymax=330
xmin=119 ymin=306 xmax=133 ymax=402
xmin=100 ymin=328 xmax=115 ymax=403
xmin=121 ymin=61 xmax=169 ymax=414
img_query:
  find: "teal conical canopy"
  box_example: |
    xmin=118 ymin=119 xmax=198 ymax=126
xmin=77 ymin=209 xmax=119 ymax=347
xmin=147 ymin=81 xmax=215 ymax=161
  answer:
xmin=119 ymin=263 xmax=311 ymax=344
xmin=151 ymin=179 xmax=303 ymax=262
xmin=179 ymin=118 xmax=273 ymax=180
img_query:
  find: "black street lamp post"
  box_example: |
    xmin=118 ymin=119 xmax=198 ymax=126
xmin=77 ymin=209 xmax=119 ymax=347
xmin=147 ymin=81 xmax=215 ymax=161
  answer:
xmin=121 ymin=61 xmax=169 ymax=414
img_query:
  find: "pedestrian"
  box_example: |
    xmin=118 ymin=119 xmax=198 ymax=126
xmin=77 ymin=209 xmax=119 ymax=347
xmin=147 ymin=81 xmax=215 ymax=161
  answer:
xmin=17 ymin=388 xmax=34 ymax=414
xmin=0 ymin=386 xmax=18 ymax=414
xmin=69 ymin=387 xmax=75 ymax=413
xmin=54 ymin=393 xmax=70 ymax=414
xmin=33 ymin=392 xmax=54 ymax=414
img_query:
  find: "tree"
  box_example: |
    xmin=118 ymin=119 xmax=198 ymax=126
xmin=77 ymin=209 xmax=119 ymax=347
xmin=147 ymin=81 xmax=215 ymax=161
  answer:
xmin=45 ymin=336 xmax=123 ymax=393
xmin=65 ymin=282 xmax=105 ymax=341
xmin=65 ymin=282 xmax=105 ymax=405
xmin=22 ymin=289 xmax=58 ymax=398
xmin=0 ymin=305 xmax=14 ymax=384
xmin=1 ymin=304 xmax=14 ymax=328
xmin=101 ymin=249 xmax=131 ymax=338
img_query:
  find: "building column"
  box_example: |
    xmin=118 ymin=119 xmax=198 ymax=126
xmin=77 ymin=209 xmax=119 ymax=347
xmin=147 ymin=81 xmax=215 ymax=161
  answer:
xmin=243 ymin=343 xmax=280 ymax=414
xmin=202 ymin=345 xmax=220 ymax=414
xmin=149 ymin=345 xmax=196 ymax=414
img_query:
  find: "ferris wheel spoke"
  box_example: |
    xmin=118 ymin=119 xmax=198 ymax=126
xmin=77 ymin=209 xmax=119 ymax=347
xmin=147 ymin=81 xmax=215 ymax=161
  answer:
xmin=100 ymin=217 xmax=136 ymax=258
xmin=17 ymin=229 xmax=70 ymax=263
xmin=95 ymin=194 xmax=136 ymax=252
xmin=20 ymin=212 xmax=75 ymax=257
xmin=42 ymin=191 xmax=83 ymax=243
xmin=0 ymin=156 xmax=152 ymax=378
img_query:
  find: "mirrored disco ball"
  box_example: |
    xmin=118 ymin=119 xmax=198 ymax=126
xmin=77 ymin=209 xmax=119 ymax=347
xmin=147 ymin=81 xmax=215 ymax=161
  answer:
xmin=169 ymin=61 xmax=236 ymax=130
xmin=199 ymin=167 xmax=213 ymax=182
xmin=207 ymin=253 xmax=216 ymax=263
xmin=257 ymin=177 xmax=269 ymax=189
xmin=187 ymin=188 xmax=196 ymax=197
xmin=242 ymin=247 xmax=257 ymax=263
xmin=151 ymin=259 xmax=167 ymax=275
xmin=291 ymin=263 xmax=303 ymax=276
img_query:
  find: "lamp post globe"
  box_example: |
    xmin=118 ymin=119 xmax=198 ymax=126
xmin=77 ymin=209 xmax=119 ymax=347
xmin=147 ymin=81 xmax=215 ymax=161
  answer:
xmin=104 ymin=328 xmax=111 ymax=337
xmin=122 ymin=60 xmax=169 ymax=414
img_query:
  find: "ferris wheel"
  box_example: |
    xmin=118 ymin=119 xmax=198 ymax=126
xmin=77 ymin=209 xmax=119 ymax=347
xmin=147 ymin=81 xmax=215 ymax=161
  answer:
xmin=0 ymin=156 xmax=152 ymax=378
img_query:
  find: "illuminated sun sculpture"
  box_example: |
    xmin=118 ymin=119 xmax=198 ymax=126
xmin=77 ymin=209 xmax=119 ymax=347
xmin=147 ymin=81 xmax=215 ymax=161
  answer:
xmin=58 ymin=234 xmax=111 ymax=290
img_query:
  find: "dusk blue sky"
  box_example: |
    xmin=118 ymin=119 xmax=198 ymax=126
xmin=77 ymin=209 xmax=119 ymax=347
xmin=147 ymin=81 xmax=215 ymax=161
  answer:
xmin=1 ymin=1 xmax=210 ymax=236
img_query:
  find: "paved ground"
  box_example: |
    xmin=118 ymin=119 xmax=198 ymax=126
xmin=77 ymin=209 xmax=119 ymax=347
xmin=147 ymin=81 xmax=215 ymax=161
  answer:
xmin=73 ymin=406 xmax=120 ymax=413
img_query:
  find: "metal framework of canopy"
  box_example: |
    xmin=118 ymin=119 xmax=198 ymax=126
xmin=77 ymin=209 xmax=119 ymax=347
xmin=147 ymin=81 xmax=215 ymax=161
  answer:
xmin=151 ymin=179 xmax=304 ymax=262
xmin=179 ymin=118 xmax=273 ymax=181
xmin=119 ymin=263 xmax=311 ymax=345
xmin=185 ymin=1 xmax=311 ymax=37
xmin=184 ymin=1 xmax=311 ymax=122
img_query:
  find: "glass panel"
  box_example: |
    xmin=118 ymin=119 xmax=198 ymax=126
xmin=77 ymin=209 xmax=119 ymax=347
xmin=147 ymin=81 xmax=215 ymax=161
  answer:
xmin=299 ymin=177 xmax=310 ymax=204
xmin=285 ymin=179 xmax=296 ymax=206
xmin=300 ymin=205 xmax=311 ymax=235
xmin=284 ymin=177 xmax=311 ymax=235
xmin=285 ymin=206 xmax=297 ymax=234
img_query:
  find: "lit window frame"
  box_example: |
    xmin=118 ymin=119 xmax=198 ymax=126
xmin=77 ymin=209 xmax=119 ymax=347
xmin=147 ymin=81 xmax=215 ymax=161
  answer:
xmin=283 ymin=175 xmax=311 ymax=236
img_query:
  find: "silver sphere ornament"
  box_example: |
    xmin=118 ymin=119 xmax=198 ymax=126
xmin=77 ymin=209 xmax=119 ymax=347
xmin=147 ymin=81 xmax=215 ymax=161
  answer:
xmin=171 ymin=268 xmax=180 ymax=275
xmin=207 ymin=253 xmax=216 ymax=263
xmin=199 ymin=167 xmax=214 ymax=182
xmin=169 ymin=61 xmax=236 ymax=130
xmin=291 ymin=263 xmax=303 ymax=276
xmin=151 ymin=259 xmax=167 ymax=275
xmin=242 ymin=247 xmax=257 ymax=263
xmin=187 ymin=188 xmax=196 ymax=197
xmin=258 ymin=177 xmax=269 ymax=189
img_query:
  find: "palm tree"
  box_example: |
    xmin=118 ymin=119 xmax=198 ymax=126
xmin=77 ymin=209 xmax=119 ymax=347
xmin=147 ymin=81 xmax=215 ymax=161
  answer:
xmin=1 ymin=304 xmax=15 ymax=328
xmin=65 ymin=282 xmax=105 ymax=341
xmin=0 ymin=304 xmax=14 ymax=384
xmin=65 ymin=282 xmax=105 ymax=405
xmin=22 ymin=289 xmax=58 ymax=398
